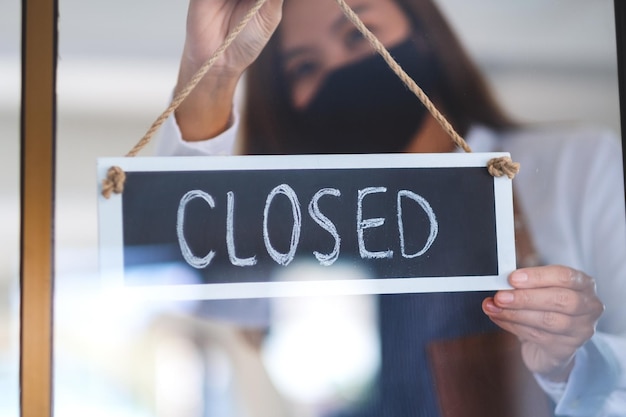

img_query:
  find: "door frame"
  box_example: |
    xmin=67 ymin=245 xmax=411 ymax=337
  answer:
xmin=20 ymin=0 xmax=57 ymax=416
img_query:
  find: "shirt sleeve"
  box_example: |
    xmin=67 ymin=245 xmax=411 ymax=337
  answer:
xmin=153 ymin=109 xmax=240 ymax=157
xmin=535 ymin=332 xmax=626 ymax=416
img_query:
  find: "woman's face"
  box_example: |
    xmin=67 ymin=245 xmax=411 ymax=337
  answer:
xmin=280 ymin=0 xmax=412 ymax=109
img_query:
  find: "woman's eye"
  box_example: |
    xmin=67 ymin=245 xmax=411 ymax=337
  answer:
xmin=286 ymin=61 xmax=319 ymax=84
xmin=345 ymin=28 xmax=366 ymax=49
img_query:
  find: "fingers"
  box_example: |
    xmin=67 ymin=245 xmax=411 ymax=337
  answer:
xmin=487 ymin=266 xmax=605 ymax=318
xmin=489 ymin=286 xmax=604 ymax=316
xmin=488 ymin=314 xmax=580 ymax=352
xmin=483 ymin=297 xmax=597 ymax=340
xmin=485 ymin=300 xmax=584 ymax=378
xmin=482 ymin=266 xmax=605 ymax=378
xmin=483 ymin=267 xmax=604 ymax=337
xmin=508 ymin=265 xmax=595 ymax=291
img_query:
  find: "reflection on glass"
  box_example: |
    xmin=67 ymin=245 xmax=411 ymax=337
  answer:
xmin=56 ymin=0 xmax=624 ymax=416
xmin=0 ymin=0 xmax=21 ymax=415
xmin=55 ymin=0 xmax=186 ymax=415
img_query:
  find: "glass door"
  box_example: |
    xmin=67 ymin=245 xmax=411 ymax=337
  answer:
xmin=18 ymin=0 xmax=626 ymax=415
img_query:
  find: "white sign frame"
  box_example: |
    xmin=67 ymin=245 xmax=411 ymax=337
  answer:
xmin=97 ymin=152 xmax=516 ymax=300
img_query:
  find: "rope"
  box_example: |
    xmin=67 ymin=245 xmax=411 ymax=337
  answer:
xmin=102 ymin=0 xmax=519 ymax=198
xmin=487 ymin=155 xmax=520 ymax=179
xmin=101 ymin=166 xmax=126 ymax=199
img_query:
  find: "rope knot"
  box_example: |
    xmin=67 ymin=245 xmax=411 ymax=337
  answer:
xmin=487 ymin=156 xmax=520 ymax=179
xmin=101 ymin=166 xmax=126 ymax=199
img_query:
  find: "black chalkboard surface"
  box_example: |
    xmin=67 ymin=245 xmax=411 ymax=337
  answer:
xmin=98 ymin=153 xmax=515 ymax=300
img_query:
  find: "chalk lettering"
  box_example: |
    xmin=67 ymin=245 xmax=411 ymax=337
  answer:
xmin=263 ymin=184 xmax=302 ymax=266
xmin=357 ymin=187 xmax=393 ymax=259
xmin=227 ymin=191 xmax=257 ymax=267
xmin=308 ymin=188 xmax=341 ymax=266
xmin=178 ymin=185 xmax=439 ymax=269
xmin=177 ymin=190 xmax=216 ymax=269
xmin=397 ymin=190 xmax=438 ymax=258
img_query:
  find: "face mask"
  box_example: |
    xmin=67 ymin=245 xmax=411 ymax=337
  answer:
xmin=288 ymin=37 xmax=440 ymax=154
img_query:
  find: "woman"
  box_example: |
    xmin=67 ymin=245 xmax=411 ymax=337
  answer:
xmin=156 ymin=0 xmax=626 ymax=415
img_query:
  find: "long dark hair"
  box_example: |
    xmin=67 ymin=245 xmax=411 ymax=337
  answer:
xmin=241 ymin=0 xmax=515 ymax=155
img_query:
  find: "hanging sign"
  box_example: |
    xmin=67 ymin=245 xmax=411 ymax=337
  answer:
xmin=97 ymin=153 xmax=516 ymax=300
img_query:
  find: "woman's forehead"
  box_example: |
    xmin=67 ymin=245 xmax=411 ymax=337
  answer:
xmin=280 ymin=0 xmax=406 ymax=50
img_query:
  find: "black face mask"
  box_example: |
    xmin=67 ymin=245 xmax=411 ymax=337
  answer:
xmin=287 ymin=37 xmax=440 ymax=154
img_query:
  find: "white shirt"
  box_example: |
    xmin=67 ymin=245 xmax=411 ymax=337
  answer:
xmin=470 ymin=124 xmax=626 ymax=417
xmin=155 ymin=113 xmax=626 ymax=416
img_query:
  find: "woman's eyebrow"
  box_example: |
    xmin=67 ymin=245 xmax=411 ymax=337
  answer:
xmin=331 ymin=4 xmax=369 ymax=33
xmin=281 ymin=46 xmax=313 ymax=64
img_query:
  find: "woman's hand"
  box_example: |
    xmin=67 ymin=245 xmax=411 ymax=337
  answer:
xmin=176 ymin=0 xmax=284 ymax=141
xmin=483 ymin=265 xmax=605 ymax=382
xmin=183 ymin=0 xmax=284 ymax=77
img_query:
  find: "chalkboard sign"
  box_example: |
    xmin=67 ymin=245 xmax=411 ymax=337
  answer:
xmin=98 ymin=153 xmax=515 ymax=300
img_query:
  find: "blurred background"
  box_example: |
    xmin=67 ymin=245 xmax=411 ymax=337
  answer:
xmin=0 ymin=0 xmax=21 ymax=414
xmin=0 ymin=0 xmax=622 ymax=416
